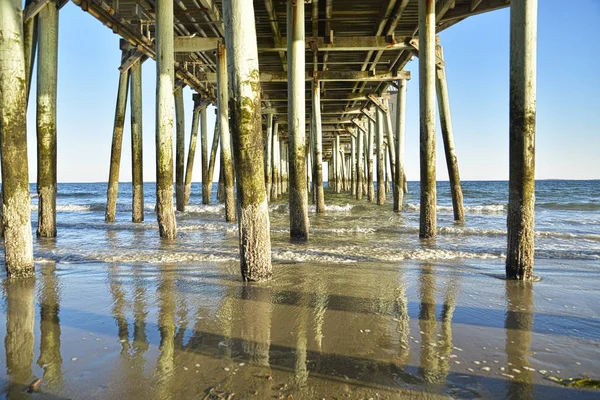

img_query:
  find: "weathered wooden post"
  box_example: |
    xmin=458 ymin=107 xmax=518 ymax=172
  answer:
xmin=222 ymin=0 xmax=272 ymax=281
xmin=418 ymin=0 xmax=437 ymax=238
xmin=367 ymin=119 xmax=375 ymax=202
xmin=265 ymin=113 xmax=274 ymax=201
xmin=335 ymin=135 xmax=342 ymax=193
xmin=272 ymin=122 xmax=280 ymax=200
xmin=184 ymin=97 xmax=202 ymax=206
xmin=385 ymin=100 xmax=397 ymax=186
xmin=174 ymin=87 xmax=186 ymax=212
xmin=130 ymin=59 xmax=144 ymax=223
xmin=282 ymin=141 xmax=289 ymax=193
xmin=217 ymin=40 xmax=236 ymax=222
xmin=394 ymin=79 xmax=407 ymax=212
xmin=206 ymin=120 xmax=220 ymax=203
xmin=351 ymin=135 xmax=357 ymax=196
xmin=0 ymin=0 xmax=35 ymax=277
xmin=506 ymin=0 xmax=538 ymax=281
xmin=385 ymin=148 xmax=390 ymax=194
xmin=155 ymin=0 xmax=177 ymax=238
xmin=376 ymin=108 xmax=386 ymax=205
xmin=200 ymin=107 xmax=210 ymax=204
xmin=287 ymin=0 xmax=309 ymax=239
xmin=436 ymin=45 xmax=465 ymax=222
xmin=217 ymin=158 xmax=225 ymax=202
xmin=24 ymin=0 xmax=38 ymax=104
xmin=36 ymin=0 xmax=59 ymax=237
xmin=106 ymin=42 xmax=130 ymax=223
xmin=357 ymin=130 xmax=365 ymax=200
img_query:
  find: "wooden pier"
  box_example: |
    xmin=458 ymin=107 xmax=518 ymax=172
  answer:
xmin=0 ymin=0 xmax=537 ymax=281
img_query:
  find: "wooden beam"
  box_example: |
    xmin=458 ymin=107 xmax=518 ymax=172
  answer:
xmin=441 ymin=0 xmax=510 ymax=22
xmin=201 ymin=70 xmax=410 ymax=83
xmin=174 ymin=36 xmax=218 ymax=52
xmin=258 ymin=36 xmax=413 ymax=52
xmin=471 ymin=0 xmax=484 ymax=11
xmin=118 ymin=50 xmax=146 ymax=72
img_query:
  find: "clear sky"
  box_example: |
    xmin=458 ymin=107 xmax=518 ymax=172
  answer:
xmin=24 ymin=0 xmax=600 ymax=183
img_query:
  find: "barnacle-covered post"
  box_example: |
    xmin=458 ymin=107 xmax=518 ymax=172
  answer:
xmin=155 ymin=0 xmax=177 ymax=238
xmin=130 ymin=59 xmax=144 ymax=222
xmin=394 ymin=79 xmax=407 ymax=212
xmin=418 ymin=0 xmax=437 ymax=238
xmin=36 ymin=0 xmax=60 ymax=237
xmin=506 ymin=0 xmax=538 ymax=280
xmin=174 ymin=87 xmax=186 ymax=212
xmin=217 ymin=40 xmax=237 ymax=222
xmin=222 ymin=0 xmax=273 ymax=281
xmin=0 ymin=0 xmax=35 ymax=277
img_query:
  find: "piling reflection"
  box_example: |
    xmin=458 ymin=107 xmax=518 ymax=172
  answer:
xmin=505 ymin=280 xmax=534 ymax=400
xmin=3 ymin=277 xmax=35 ymax=399
xmin=38 ymin=263 xmax=63 ymax=389
xmin=108 ymin=265 xmax=130 ymax=353
xmin=418 ymin=263 xmax=458 ymax=384
xmin=155 ymin=264 xmax=176 ymax=400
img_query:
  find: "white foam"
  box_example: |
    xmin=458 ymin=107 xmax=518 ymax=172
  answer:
xmin=179 ymin=223 xmax=238 ymax=233
xmin=406 ymin=203 xmax=506 ymax=214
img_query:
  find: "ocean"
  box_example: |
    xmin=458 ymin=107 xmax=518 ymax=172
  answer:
xmin=1 ymin=180 xmax=599 ymax=399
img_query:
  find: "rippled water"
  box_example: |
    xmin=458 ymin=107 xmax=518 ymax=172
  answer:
xmin=1 ymin=180 xmax=599 ymax=398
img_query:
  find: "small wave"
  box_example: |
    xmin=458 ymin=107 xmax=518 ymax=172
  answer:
xmin=406 ymin=203 xmax=506 ymax=214
xmin=30 ymin=204 xmax=95 ymax=212
xmin=312 ymin=226 xmax=376 ymax=234
xmin=178 ymin=223 xmax=238 ymax=233
xmin=537 ymin=202 xmax=600 ymax=211
xmin=184 ymin=204 xmax=225 ymax=214
xmin=438 ymin=226 xmax=506 ymax=236
xmin=535 ymin=231 xmax=600 ymax=242
xmin=272 ymin=203 xmax=355 ymax=213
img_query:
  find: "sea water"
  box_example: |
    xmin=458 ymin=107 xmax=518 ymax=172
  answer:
xmin=0 ymin=180 xmax=598 ymax=399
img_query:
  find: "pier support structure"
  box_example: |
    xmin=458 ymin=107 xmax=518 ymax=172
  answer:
xmin=0 ymin=0 xmax=35 ymax=277
xmin=265 ymin=113 xmax=274 ymax=202
xmin=217 ymin=40 xmax=236 ymax=223
xmin=394 ymin=79 xmax=407 ymax=212
xmin=418 ymin=0 xmax=437 ymax=238
xmin=130 ymin=59 xmax=144 ymax=223
xmin=206 ymin=121 xmax=220 ymax=204
xmin=155 ymin=0 xmax=177 ymax=238
xmin=200 ymin=107 xmax=210 ymax=204
xmin=287 ymin=0 xmax=309 ymax=240
xmin=376 ymin=108 xmax=386 ymax=205
xmin=506 ymin=0 xmax=538 ymax=280
xmin=271 ymin=123 xmax=280 ymax=200
xmin=24 ymin=0 xmax=38 ymax=104
xmin=436 ymin=45 xmax=465 ymax=222
xmin=174 ymin=87 xmax=186 ymax=212
xmin=184 ymin=96 xmax=203 ymax=206
xmin=106 ymin=42 xmax=130 ymax=223
xmin=367 ymin=119 xmax=375 ymax=202
xmin=312 ymin=80 xmax=325 ymax=213
xmin=222 ymin=0 xmax=272 ymax=280
xmin=37 ymin=0 xmax=59 ymax=237
xmin=357 ymin=130 xmax=365 ymax=200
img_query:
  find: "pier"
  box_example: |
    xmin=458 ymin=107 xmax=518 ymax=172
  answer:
xmin=1 ymin=0 xmax=537 ymax=281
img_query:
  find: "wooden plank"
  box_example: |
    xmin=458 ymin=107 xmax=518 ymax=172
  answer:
xmin=174 ymin=36 xmax=218 ymax=52
xmin=258 ymin=36 xmax=412 ymax=52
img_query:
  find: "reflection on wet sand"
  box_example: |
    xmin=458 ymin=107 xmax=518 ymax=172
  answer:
xmin=1 ymin=261 xmax=598 ymax=399
xmin=505 ymin=280 xmax=534 ymax=400
xmin=38 ymin=263 xmax=63 ymax=389
xmin=4 ymin=278 xmax=35 ymax=399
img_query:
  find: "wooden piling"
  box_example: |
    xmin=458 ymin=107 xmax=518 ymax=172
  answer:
xmin=335 ymin=135 xmax=342 ymax=193
xmin=130 ymin=60 xmax=144 ymax=223
xmin=351 ymin=135 xmax=357 ymax=196
xmin=155 ymin=0 xmax=177 ymax=238
xmin=265 ymin=113 xmax=274 ymax=201
xmin=367 ymin=120 xmax=375 ymax=202
xmin=36 ymin=0 xmax=59 ymax=237
xmin=271 ymin=123 xmax=280 ymax=200
xmin=105 ymin=44 xmax=130 ymax=223
xmin=200 ymin=107 xmax=210 ymax=204
xmin=287 ymin=0 xmax=309 ymax=239
xmin=376 ymin=108 xmax=386 ymax=205
xmin=506 ymin=0 xmax=537 ymax=281
xmin=394 ymin=79 xmax=407 ymax=212
xmin=418 ymin=0 xmax=437 ymax=238
xmin=0 ymin=0 xmax=35 ymax=277
xmin=23 ymin=0 xmax=38 ymax=104
xmin=222 ymin=0 xmax=272 ymax=281
xmin=357 ymin=130 xmax=365 ymax=200
xmin=436 ymin=46 xmax=465 ymax=222
xmin=174 ymin=87 xmax=186 ymax=212
xmin=206 ymin=121 xmax=220 ymax=203
xmin=217 ymin=40 xmax=236 ymax=223
xmin=385 ymin=100 xmax=397 ymax=185
xmin=184 ymin=99 xmax=202 ymax=206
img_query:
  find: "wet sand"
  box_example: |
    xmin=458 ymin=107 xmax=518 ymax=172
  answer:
xmin=1 ymin=257 xmax=599 ymax=399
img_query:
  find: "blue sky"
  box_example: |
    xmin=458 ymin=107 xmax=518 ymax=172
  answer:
xmin=24 ymin=0 xmax=600 ymax=182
